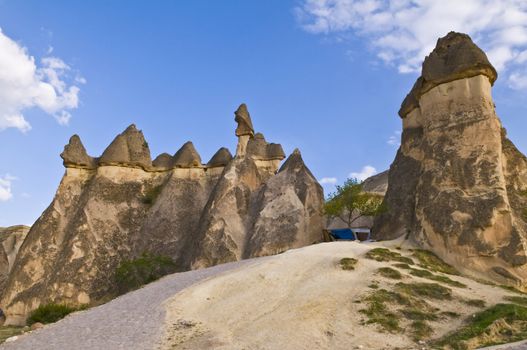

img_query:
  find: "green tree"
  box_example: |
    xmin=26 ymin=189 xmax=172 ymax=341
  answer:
xmin=324 ymin=178 xmax=386 ymax=240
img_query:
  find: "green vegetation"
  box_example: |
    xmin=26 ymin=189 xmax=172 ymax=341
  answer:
xmin=433 ymin=303 xmax=527 ymax=349
xmin=393 ymin=263 xmax=411 ymax=269
xmin=401 ymin=308 xmax=438 ymax=321
xmin=441 ymin=311 xmax=461 ymax=318
xmin=505 ymin=295 xmax=527 ymax=306
xmin=27 ymin=303 xmax=87 ymax=325
xmin=412 ymin=249 xmax=459 ymax=275
xmin=360 ymin=289 xmax=403 ymax=332
xmin=522 ymin=208 xmax=527 ymax=222
xmin=365 ymin=248 xmax=414 ymax=265
xmin=324 ymin=178 xmax=386 ymax=240
xmin=141 ymin=185 xmax=163 ymax=205
xmin=395 ymin=282 xmax=452 ymax=300
xmin=464 ymin=299 xmax=486 ymax=308
xmin=115 ymin=252 xmax=176 ymax=294
xmin=411 ymin=320 xmax=433 ymax=341
xmin=339 ymin=257 xmax=358 ymax=271
xmin=408 ymin=267 xmax=466 ymax=288
xmin=377 ymin=267 xmax=402 ymax=280
xmin=0 ymin=327 xmax=25 ymax=344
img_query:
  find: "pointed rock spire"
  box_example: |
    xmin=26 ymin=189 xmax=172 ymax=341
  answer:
xmin=206 ymin=147 xmax=233 ymax=168
xmin=99 ymin=124 xmax=152 ymax=168
xmin=60 ymin=135 xmax=97 ymax=169
xmin=234 ymin=103 xmax=254 ymax=137
xmin=152 ymin=153 xmax=174 ymax=169
xmin=279 ymin=148 xmax=304 ymax=173
xmin=400 ymin=31 xmax=497 ymax=117
xmin=173 ymin=141 xmax=202 ymax=168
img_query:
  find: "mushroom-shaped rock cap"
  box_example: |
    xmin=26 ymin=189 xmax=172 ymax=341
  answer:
xmin=247 ymin=133 xmax=285 ymax=161
xmin=152 ymin=153 xmax=174 ymax=168
xmin=399 ymin=31 xmax=497 ymax=117
xmin=234 ymin=103 xmax=254 ymax=137
xmin=60 ymin=135 xmax=97 ymax=169
xmin=206 ymin=147 xmax=233 ymax=167
xmin=99 ymin=124 xmax=152 ymax=168
xmin=173 ymin=141 xmax=202 ymax=168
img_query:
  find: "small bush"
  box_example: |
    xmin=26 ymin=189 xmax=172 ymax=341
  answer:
xmin=115 ymin=252 xmax=176 ymax=294
xmin=365 ymin=248 xmax=414 ymax=265
xmin=27 ymin=303 xmax=85 ymax=325
xmin=396 ymin=282 xmax=452 ymax=300
xmin=412 ymin=250 xmax=459 ymax=275
xmin=465 ymin=299 xmax=486 ymax=308
xmin=377 ymin=267 xmax=402 ymax=280
xmin=339 ymin=257 xmax=358 ymax=270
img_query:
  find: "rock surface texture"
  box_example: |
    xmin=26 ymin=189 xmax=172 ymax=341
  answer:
xmin=0 ymin=226 xmax=29 ymax=292
xmin=0 ymin=105 xmax=324 ymax=325
xmin=373 ymin=32 xmax=527 ymax=287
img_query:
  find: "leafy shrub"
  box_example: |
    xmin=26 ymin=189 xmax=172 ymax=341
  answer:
xmin=27 ymin=303 xmax=86 ymax=325
xmin=115 ymin=252 xmax=176 ymax=294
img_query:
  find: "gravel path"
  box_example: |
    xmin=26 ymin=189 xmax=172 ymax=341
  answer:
xmin=0 ymin=259 xmax=256 ymax=350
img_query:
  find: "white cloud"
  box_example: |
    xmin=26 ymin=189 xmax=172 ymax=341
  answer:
xmin=320 ymin=177 xmax=338 ymax=185
xmin=296 ymin=0 xmax=527 ymax=89
xmin=350 ymin=165 xmax=377 ymax=181
xmin=0 ymin=28 xmax=83 ymax=133
xmin=387 ymin=130 xmax=401 ymax=146
xmin=0 ymin=174 xmax=16 ymax=202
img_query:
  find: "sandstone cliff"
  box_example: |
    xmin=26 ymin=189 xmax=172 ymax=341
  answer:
xmin=373 ymin=32 xmax=527 ymax=287
xmin=0 ymin=226 xmax=29 ymax=292
xmin=0 ymin=105 xmax=324 ymax=325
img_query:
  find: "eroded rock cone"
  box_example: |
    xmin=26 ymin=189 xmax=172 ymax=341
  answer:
xmin=60 ymin=135 xmax=97 ymax=169
xmin=206 ymin=148 xmax=233 ymax=168
xmin=373 ymin=32 xmax=527 ymax=286
xmin=172 ymin=142 xmax=202 ymax=168
xmin=99 ymin=124 xmax=152 ymax=168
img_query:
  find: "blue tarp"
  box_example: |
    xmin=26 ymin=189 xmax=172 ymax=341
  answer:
xmin=329 ymin=228 xmax=356 ymax=240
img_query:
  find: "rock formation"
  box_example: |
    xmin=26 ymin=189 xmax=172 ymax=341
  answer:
xmin=373 ymin=32 xmax=527 ymax=287
xmin=0 ymin=104 xmax=324 ymax=325
xmin=0 ymin=226 xmax=29 ymax=292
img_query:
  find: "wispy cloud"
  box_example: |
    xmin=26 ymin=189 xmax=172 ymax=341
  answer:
xmin=349 ymin=165 xmax=377 ymax=181
xmin=387 ymin=130 xmax=401 ymax=146
xmin=295 ymin=0 xmax=527 ymax=89
xmin=320 ymin=177 xmax=338 ymax=185
xmin=0 ymin=28 xmax=84 ymax=133
xmin=0 ymin=174 xmax=16 ymax=202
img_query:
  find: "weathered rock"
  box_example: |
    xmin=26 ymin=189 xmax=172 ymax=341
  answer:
xmin=0 ymin=226 xmax=29 ymax=293
xmin=246 ymin=133 xmax=285 ymax=161
xmin=99 ymin=124 xmax=152 ymax=169
xmin=373 ymin=32 xmax=527 ymax=287
xmin=245 ymin=149 xmax=324 ymax=257
xmin=30 ymin=322 xmax=44 ymax=330
xmin=234 ymin=103 xmax=254 ymax=137
xmin=206 ymin=148 xmax=233 ymax=168
xmin=362 ymin=170 xmax=389 ymax=196
xmin=60 ymin=135 xmax=97 ymax=169
xmin=172 ymin=142 xmax=202 ymax=168
xmin=0 ymin=105 xmax=324 ymax=325
xmin=152 ymin=153 xmax=174 ymax=169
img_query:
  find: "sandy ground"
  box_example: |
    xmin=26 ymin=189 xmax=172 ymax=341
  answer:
xmin=161 ymin=240 xmax=523 ymax=350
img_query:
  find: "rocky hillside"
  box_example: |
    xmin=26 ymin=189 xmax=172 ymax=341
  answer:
xmin=0 ymin=104 xmax=324 ymax=325
xmin=0 ymin=226 xmax=29 ymax=292
xmin=373 ymin=32 xmax=527 ymax=288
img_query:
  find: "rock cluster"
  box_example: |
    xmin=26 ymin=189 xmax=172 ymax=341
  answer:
xmin=0 ymin=104 xmax=324 ymax=325
xmin=373 ymin=32 xmax=527 ymax=287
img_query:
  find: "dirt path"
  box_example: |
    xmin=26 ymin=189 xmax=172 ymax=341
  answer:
xmin=0 ymin=259 xmax=256 ymax=350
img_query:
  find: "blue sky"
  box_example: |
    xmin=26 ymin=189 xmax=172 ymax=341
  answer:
xmin=0 ymin=0 xmax=526 ymax=226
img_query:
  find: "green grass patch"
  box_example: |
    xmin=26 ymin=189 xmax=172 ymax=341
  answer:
xmin=411 ymin=320 xmax=433 ymax=341
xmin=27 ymin=303 xmax=87 ymax=326
xmin=464 ymin=299 xmax=486 ymax=308
xmin=115 ymin=252 xmax=176 ymax=294
xmin=401 ymin=308 xmax=438 ymax=321
xmin=365 ymin=248 xmax=414 ymax=265
xmin=0 ymin=326 xmax=25 ymax=344
xmin=504 ymin=295 xmax=527 ymax=306
xmin=339 ymin=257 xmax=358 ymax=271
xmin=441 ymin=311 xmax=461 ymax=318
xmin=412 ymin=249 xmax=459 ymax=275
xmin=141 ymin=185 xmax=163 ymax=205
xmin=360 ymin=289 xmax=403 ymax=332
xmin=409 ymin=268 xmax=466 ymax=288
xmin=433 ymin=303 xmax=527 ymax=350
xmin=393 ymin=263 xmax=412 ymax=269
xmin=377 ymin=267 xmax=402 ymax=280
xmin=395 ymin=282 xmax=452 ymax=300
xmin=499 ymin=284 xmax=527 ymax=295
